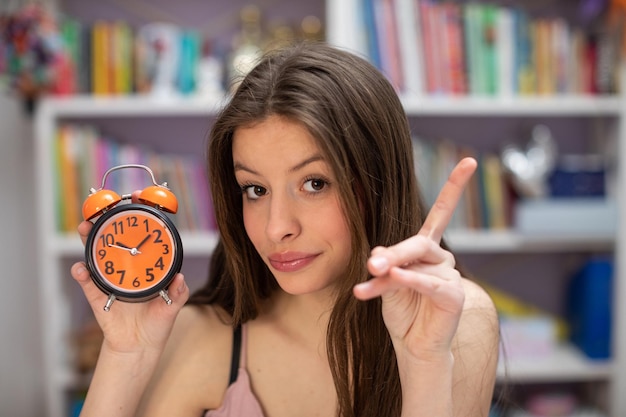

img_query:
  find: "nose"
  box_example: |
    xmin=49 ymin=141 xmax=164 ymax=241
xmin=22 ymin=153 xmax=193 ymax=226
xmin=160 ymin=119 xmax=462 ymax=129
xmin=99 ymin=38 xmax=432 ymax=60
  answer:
xmin=265 ymin=192 xmax=300 ymax=243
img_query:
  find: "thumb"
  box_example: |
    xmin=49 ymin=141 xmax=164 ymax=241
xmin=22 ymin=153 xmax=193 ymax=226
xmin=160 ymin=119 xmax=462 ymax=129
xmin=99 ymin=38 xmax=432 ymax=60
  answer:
xmin=70 ymin=262 xmax=108 ymax=307
xmin=166 ymin=273 xmax=190 ymax=307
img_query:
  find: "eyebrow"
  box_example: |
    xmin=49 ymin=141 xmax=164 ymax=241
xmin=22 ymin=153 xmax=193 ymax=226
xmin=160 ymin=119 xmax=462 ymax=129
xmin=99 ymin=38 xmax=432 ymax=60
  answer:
xmin=234 ymin=154 xmax=325 ymax=175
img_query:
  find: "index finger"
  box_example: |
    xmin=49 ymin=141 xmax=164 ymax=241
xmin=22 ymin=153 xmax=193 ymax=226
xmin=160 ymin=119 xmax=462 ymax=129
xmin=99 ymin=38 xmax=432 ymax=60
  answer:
xmin=418 ymin=157 xmax=477 ymax=243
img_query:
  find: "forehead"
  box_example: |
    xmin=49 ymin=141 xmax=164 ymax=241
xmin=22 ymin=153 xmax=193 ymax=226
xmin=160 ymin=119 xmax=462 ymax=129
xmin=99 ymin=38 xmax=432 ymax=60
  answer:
xmin=232 ymin=115 xmax=322 ymax=162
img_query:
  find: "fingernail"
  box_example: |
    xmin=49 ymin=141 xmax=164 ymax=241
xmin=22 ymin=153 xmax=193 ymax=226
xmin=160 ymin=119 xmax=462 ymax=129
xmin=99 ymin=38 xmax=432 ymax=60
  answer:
xmin=177 ymin=280 xmax=186 ymax=294
xmin=76 ymin=265 xmax=86 ymax=275
xmin=370 ymin=256 xmax=388 ymax=271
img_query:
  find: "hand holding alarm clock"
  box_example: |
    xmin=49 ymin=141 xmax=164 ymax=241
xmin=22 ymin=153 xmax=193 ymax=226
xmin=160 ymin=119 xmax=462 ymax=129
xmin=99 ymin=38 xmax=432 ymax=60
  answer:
xmin=82 ymin=164 xmax=184 ymax=311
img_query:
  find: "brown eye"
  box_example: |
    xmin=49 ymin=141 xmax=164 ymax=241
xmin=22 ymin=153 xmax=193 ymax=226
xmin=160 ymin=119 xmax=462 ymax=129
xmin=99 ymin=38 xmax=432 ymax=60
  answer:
xmin=243 ymin=185 xmax=267 ymax=199
xmin=304 ymin=178 xmax=327 ymax=192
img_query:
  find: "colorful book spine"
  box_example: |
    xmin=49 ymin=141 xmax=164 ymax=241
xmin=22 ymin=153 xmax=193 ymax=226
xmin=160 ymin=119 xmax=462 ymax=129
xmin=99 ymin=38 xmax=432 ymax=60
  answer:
xmin=394 ymin=0 xmax=424 ymax=95
xmin=356 ymin=0 xmax=615 ymax=98
xmin=53 ymin=124 xmax=216 ymax=232
xmin=411 ymin=135 xmax=512 ymax=231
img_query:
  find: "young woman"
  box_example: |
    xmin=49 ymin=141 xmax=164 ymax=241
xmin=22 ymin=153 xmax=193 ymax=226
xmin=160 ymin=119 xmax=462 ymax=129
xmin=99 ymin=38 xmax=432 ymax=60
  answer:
xmin=71 ymin=42 xmax=499 ymax=417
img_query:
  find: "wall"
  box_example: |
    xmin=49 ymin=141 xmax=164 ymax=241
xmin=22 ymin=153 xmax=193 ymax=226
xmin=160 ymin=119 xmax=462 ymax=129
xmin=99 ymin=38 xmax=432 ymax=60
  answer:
xmin=0 ymin=95 xmax=44 ymax=416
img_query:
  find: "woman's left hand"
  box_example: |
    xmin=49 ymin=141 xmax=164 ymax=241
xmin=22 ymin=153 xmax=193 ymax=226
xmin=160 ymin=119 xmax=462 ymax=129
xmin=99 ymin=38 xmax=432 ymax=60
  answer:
xmin=353 ymin=157 xmax=478 ymax=361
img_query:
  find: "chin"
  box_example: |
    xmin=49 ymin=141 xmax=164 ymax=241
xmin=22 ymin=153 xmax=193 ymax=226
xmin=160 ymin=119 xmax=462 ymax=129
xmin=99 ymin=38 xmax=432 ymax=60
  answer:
xmin=273 ymin=272 xmax=332 ymax=296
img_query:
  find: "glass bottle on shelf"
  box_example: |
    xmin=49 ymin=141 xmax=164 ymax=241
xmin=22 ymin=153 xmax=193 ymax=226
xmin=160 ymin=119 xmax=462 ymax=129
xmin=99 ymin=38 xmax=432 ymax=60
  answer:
xmin=300 ymin=15 xmax=324 ymax=42
xmin=227 ymin=4 xmax=264 ymax=92
xmin=195 ymin=38 xmax=225 ymax=97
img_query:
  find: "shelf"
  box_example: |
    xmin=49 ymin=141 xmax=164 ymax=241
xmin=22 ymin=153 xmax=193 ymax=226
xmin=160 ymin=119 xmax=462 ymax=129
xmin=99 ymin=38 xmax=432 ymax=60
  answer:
xmin=497 ymin=343 xmax=613 ymax=383
xmin=48 ymin=232 xmax=219 ymax=257
xmin=445 ymin=229 xmax=614 ymax=253
xmin=48 ymin=229 xmax=613 ymax=257
xmin=400 ymin=95 xmax=623 ymax=116
xmin=37 ymin=94 xmax=622 ymax=118
xmin=37 ymin=94 xmax=228 ymax=118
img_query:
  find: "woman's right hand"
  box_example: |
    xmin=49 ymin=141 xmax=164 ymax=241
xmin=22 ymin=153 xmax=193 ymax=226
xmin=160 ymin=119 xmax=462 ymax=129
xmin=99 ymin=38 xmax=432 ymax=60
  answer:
xmin=71 ymin=217 xmax=189 ymax=355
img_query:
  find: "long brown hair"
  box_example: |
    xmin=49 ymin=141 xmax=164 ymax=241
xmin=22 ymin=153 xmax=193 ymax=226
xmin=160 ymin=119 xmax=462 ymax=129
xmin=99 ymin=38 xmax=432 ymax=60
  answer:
xmin=189 ymin=42 xmax=428 ymax=417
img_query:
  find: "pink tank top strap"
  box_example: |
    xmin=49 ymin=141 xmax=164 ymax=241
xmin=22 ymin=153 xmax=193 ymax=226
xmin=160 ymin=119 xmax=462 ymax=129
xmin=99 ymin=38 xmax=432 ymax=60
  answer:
xmin=203 ymin=322 xmax=264 ymax=417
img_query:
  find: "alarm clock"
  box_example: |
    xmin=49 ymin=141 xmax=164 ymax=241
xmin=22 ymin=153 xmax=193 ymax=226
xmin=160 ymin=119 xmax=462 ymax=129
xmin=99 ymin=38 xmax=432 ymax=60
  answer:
xmin=82 ymin=164 xmax=183 ymax=311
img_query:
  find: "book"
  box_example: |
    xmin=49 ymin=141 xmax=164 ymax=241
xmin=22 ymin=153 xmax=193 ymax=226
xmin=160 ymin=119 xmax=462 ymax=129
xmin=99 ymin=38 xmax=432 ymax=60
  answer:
xmin=481 ymin=153 xmax=508 ymax=229
xmin=57 ymin=125 xmax=81 ymax=231
xmin=463 ymin=3 xmax=483 ymax=95
xmin=443 ymin=2 xmax=467 ymax=95
xmin=91 ymin=21 xmax=110 ymax=95
xmin=362 ymin=0 xmax=381 ymax=69
xmin=394 ymin=0 xmax=425 ymax=95
xmin=496 ymin=6 xmax=515 ymax=96
xmin=377 ymin=0 xmax=404 ymax=90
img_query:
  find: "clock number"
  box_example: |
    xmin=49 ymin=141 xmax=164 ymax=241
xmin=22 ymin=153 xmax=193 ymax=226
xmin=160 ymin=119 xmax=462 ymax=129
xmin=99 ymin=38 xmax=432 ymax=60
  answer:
xmin=153 ymin=229 xmax=163 ymax=243
xmin=105 ymin=261 xmax=115 ymax=275
xmin=155 ymin=257 xmax=165 ymax=270
xmin=143 ymin=218 xmax=150 ymax=232
xmin=133 ymin=277 xmax=141 ymax=288
xmin=99 ymin=234 xmax=114 ymax=248
xmin=145 ymin=268 xmax=155 ymax=282
xmin=98 ymin=249 xmax=107 ymax=260
xmin=162 ymin=244 xmax=170 ymax=255
xmin=112 ymin=221 xmax=125 ymax=235
xmin=126 ymin=216 xmax=138 ymax=228
xmin=117 ymin=270 xmax=126 ymax=285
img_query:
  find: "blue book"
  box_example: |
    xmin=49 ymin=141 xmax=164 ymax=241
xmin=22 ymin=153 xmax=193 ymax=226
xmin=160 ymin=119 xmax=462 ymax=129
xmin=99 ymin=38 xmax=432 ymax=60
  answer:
xmin=361 ymin=0 xmax=381 ymax=69
xmin=567 ymin=258 xmax=613 ymax=359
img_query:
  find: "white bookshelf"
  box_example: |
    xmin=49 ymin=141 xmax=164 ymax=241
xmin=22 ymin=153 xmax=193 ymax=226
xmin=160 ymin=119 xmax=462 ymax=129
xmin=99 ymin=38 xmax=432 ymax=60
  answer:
xmin=36 ymin=93 xmax=625 ymax=416
xmin=34 ymin=96 xmax=226 ymax=417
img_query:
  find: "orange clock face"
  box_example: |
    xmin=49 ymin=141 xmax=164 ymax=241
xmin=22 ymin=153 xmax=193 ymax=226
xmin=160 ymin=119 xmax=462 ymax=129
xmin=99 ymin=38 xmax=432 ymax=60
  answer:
xmin=85 ymin=204 xmax=183 ymax=301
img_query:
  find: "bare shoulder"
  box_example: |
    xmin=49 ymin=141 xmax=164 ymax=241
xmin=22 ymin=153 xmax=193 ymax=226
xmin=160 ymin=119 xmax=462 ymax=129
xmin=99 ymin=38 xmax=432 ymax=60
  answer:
xmin=456 ymin=278 xmax=499 ymax=349
xmin=172 ymin=303 xmax=232 ymax=337
xmin=137 ymin=304 xmax=235 ymax=416
xmin=451 ymin=278 xmax=500 ymax=417
xmin=461 ymin=278 xmax=497 ymax=314
xmin=164 ymin=303 xmax=234 ymax=379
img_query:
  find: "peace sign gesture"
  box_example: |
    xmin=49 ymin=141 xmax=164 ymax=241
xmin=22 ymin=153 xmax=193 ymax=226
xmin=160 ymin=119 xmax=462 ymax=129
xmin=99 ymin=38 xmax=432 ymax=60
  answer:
xmin=353 ymin=157 xmax=478 ymax=360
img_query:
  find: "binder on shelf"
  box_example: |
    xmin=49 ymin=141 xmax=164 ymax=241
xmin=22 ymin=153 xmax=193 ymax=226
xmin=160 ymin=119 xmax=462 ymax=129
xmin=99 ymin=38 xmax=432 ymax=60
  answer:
xmin=567 ymin=258 xmax=613 ymax=360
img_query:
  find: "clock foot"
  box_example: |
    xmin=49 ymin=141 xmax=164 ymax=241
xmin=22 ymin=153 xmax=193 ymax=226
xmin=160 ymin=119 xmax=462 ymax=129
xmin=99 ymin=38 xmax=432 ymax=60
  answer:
xmin=103 ymin=294 xmax=116 ymax=311
xmin=160 ymin=290 xmax=172 ymax=305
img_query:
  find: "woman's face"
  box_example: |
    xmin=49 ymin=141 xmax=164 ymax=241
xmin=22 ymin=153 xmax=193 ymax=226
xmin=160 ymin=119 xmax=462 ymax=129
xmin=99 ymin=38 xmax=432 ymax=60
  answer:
xmin=232 ymin=115 xmax=352 ymax=295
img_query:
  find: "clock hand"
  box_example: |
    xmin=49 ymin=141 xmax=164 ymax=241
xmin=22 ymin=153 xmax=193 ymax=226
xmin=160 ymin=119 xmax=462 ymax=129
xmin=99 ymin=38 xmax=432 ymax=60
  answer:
xmin=135 ymin=233 xmax=152 ymax=251
xmin=108 ymin=243 xmax=142 ymax=255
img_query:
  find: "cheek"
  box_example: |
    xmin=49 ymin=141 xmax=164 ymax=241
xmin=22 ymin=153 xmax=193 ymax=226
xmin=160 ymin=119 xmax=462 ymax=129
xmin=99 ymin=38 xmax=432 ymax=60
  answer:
xmin=242 ymin=205 xmax=263 ymax=246
xmin=316 ymin=199 xmax=352 ymax=248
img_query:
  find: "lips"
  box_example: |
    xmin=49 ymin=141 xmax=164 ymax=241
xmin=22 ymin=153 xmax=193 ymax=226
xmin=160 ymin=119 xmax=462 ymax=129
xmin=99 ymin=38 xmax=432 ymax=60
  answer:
xmin=268 ymin=252 xmax=318 ymax=272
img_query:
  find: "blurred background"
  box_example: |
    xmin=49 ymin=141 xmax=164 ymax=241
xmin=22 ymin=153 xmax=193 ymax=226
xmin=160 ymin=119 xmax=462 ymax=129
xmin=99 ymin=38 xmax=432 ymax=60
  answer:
xmin=0 ymin=0 xmax=624 ymax=416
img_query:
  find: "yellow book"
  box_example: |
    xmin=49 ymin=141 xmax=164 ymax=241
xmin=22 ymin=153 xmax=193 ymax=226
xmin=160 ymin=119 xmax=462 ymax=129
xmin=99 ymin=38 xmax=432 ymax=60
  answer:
xmin=482 ymin=153 xmax=508 ymax=229
xmin=58 ymin=126 xmax=81 ymax=231
xmin=92 ymin=21 xmax=110 ymax=95
xmin=111 ymin=21 xmax=133 ymax=94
